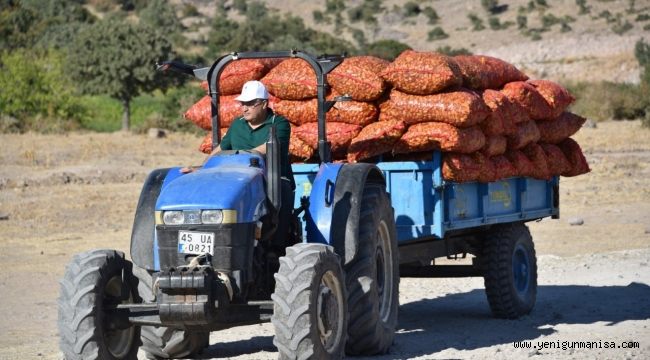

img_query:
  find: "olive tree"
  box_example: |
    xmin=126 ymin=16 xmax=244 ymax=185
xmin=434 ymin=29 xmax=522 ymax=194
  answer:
xmin=68 ymin=16 xmax=172 ymax=130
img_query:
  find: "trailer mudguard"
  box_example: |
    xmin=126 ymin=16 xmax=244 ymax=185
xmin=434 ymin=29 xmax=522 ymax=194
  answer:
xmin=130 ymin=167 xmax=173 ymax=270
xmin=309 ymin=163 xmax=386 ymax=265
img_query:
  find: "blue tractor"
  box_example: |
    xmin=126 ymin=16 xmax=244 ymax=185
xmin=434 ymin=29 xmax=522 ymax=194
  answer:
xmin=57 ymin=51 xmax=558 ymax=359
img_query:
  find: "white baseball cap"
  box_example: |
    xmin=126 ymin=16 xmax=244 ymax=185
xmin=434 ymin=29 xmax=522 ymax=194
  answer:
xmin=235 ymin=80 xmax=269 ymax=102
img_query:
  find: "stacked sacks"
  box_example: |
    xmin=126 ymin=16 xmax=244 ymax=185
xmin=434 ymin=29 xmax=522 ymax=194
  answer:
xmin=263 ymin=57 xmax=385 ymax=161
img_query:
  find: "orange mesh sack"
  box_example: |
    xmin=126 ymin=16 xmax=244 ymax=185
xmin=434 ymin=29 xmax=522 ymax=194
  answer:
xmin=394 ymin=122 xmax=486 ymax=154
xmin=198 ymin=59 xmax=278 ymax=95
xmin=474 ymin=152 xmax=498 ymax=183
xmin=502 ymin=81 xmax=553 ymax=121
xmin=293 ymin=122 xmax=362 ymax=158
xmin=537 ymin=111 xmax=586 ymax=144
xmin=507 ymin=120 xmax=541 ymax=150
xmin=505 ymin=149 xmax=535 ymax=178
xmin=347 ymin=120 xmax=407 ymax=163
xmin=274 ymin=99 xmax=318 ymax=126
xmin=198 ymin=129 xmax=229 ymax=154
xmin=379 ymin=89 xmax=489 ymax=127
xmin=481 ymin=135 xmax=507 ymax=157
xmin=557 ymin=138 xmax=591 ymax=177
xmin=521 ymin=143 xmax=551 ymax=180
xmin=289 ymin=136 xmax=315 ymax=162
xmin=261 ymin=59 xmax=317 ymax=100
xmin=539 ymin=143 xmax=571 ymax=176
xmin=184 ymin=95 xmax=242 ymax=130
xmin=329 ymin=99 xmax=378 ymax=126
xmin=492 ymin=155 xmax=518 ymax=179
xmin=481 ymin=89 xmax=518 ymax=136
xmin=454 ymin=55 xmax=528 ymax=90
xmin=380 ymin=50 xmax=462 ymax=95
xmin=328 ymin=57 xmax=387 ymax=101
xmin=442 ymin=153 xmax=481 ymax=182
xmin=528 ymin=80 xmax=575 ymax=119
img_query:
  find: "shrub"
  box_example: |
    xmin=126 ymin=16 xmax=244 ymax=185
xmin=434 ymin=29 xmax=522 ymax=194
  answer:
xmin=566 ymin=81 xmax=647 ymax=121
xmin=612 ymin=19 xmax=633 ymax=34
xmin=636 ymin=14 xmax=650 ymax=22
xmin=182 ymin=4 xmax=200 ymax=17
xmin=436 ymin=46 xmax=472 ymax=56
xmin=366 ymin=39 xmax=411 ymax=60
xmin=576 ymin=0 xmax=591 ymax=14
xmin=423 ymin=6 xmax=439 ymax=24
xmin=468 ymin=13 xmax=486 ymax=31
xmin=517 ymin=15 xmax=528 ymax=29
xmin=403 ymin=1 xmax=421 ymax=17
xmin=427 ymin=27 xmax=449 ymax=41
xmin=488 ymin=17 xmax=513 ymax=30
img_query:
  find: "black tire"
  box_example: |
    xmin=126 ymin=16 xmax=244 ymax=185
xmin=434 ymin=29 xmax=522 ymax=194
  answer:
xmin=132 ymin=266 xmax=210 ymax=359
xmin=482 ymin=222 xmax=538 ymax=319
xmin=271 ymin=243 xmax=347 ymax=360
xmin=345 ymin=183 xmax=399 ymax=355
xmin=58 ymin=249 xmax=140 ymax=360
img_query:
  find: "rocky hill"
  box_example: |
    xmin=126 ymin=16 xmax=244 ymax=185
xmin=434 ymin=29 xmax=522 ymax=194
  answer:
xmin=171 ymin=0 xmax=649 ymax=83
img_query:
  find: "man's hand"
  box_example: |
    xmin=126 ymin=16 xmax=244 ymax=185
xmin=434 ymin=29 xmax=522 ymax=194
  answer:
xmin=180 ymin=166 xmax=199 ymax=174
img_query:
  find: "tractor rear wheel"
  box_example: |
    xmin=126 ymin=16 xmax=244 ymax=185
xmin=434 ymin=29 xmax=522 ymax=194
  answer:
xmin=58 ymin=249 xmax=140 ymax=360
xmin=132 ymin=266 xmax=210 ymax=359
xmin=272 ymin=243 xmax=347 ymax=360
xmin=345 ymin=183 xmax=399 ymax=355
xmin=482 ymin=222 xmax=538 ymax=318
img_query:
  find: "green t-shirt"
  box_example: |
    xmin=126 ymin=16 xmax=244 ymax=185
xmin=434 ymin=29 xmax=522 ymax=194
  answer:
xmin=220 ymin=110 xmax=293 ymax=183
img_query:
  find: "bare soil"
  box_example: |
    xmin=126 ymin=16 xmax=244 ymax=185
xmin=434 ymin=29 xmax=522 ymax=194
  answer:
xmin=0 ymin=120 xmax=649 ymax=359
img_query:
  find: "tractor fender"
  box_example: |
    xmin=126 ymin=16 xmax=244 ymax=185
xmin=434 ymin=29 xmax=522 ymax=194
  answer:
xmin=330 ymin=163 xmax=386 ymax=265
xmin=130 ymin=167 xmax=179 ymax=270
xmin=305 ymin=163 xmax=343 ymax=246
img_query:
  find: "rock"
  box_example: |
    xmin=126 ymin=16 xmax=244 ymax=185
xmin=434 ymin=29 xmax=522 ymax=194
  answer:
xmin=645 ymin=227 xmax=650 ymax=234
xmin=568 ymin=217 xmax=584 ymax=226
xmin=148 ymin=128 xmax=167 ymax=138
xmin=583 ymin=119 xmax=597 ymax=128
xmin=0 ymin=213 xmax=8 ymax=221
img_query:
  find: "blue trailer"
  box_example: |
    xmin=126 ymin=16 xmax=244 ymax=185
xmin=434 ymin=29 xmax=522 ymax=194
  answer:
xmin=58 ymin=51 xmax=559 ymax=360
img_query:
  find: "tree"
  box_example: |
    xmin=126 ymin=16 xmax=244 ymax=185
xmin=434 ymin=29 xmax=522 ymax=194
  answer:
xmin=68 ymin=17 xmax=173 ymax=131
xmin=366 ymin=39 xmax=410 ymax=60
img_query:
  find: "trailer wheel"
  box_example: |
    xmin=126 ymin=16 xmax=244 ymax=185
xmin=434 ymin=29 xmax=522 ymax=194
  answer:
xmin=482 ymin=223 xmax=537 ymax=318
xmin=133 ymin=266 xmax=210 ymax=359
xmin=345 ymin=183 xmax=399 ymax=355
xmin=272 ymin=243 xmax=347 ymax=360
xmin=58 ymin=249 xmax=140 ymax=360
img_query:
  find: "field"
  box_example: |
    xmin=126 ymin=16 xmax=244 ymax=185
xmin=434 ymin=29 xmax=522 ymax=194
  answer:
xmin=0 ymin=120 xmax=649 ymax=359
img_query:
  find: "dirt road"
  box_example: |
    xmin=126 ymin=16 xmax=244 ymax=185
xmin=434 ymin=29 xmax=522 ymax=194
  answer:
xmin=0 ymin=121 xmax=649 ymax=359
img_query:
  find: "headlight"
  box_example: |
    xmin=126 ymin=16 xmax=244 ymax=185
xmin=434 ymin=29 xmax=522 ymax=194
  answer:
xmin=162 ymin=211 xmax=184 ymax=225
xmin=201 ymin=210 xmax=223 ymax=224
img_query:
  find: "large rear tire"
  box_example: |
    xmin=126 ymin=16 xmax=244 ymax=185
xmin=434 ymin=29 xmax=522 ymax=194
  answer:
xmin=132 ymin=266 xmax=210 ymax=359
xmin=345 ymin=183 xmax=399 ymax=355
xmin=58 ymin=249 xmax=140 ymax=360
xmin=482 ymin=222 xmax=538 ymax=318
xmin=272 ymin=243 xmax=347 ymax=360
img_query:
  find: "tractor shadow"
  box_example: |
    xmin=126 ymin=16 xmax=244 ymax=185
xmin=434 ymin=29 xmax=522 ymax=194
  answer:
xmin=194 ymin=283 xmax=650 ymax=359
xmin=359 ymin=282 xmax=650 ymax=359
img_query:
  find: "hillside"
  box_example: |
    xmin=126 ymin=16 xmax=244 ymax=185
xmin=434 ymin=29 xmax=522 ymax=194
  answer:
xmin=171 ymin=0 xmax=649 ymax=83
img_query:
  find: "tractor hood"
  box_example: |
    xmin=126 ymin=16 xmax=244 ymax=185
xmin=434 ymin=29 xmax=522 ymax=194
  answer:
xmin=156 ymin=165 xmax=267 ymax=223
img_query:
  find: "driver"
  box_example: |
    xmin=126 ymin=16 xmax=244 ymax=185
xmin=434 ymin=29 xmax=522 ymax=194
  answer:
xmin=182 ymin=80 xmax=295 ymax=250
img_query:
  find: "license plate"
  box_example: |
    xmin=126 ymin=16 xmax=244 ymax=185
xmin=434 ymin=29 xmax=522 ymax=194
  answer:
xmin=178 ymin=231 xmax=214 ymax=255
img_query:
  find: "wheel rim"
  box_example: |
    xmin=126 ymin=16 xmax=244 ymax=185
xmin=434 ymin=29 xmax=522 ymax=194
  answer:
xmin=377 ymin=220 xmax=394 ymax=323
xmin=104 ymin=275 xmax=135 ymax=358
xmin=317 ymin=270 xmax=345 ymax=352
xmin=512 ymin=243 xmax=530 ymax=296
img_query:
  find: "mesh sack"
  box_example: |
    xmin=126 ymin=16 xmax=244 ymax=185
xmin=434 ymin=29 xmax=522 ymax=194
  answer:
xmin=184 ymin=95 xmax=242 ymax=130
xmin=379 ymin=89 xmax=489 ymax=127
xmin=293 ymin=122 xmax=362 ymax=158
xmin=261 ymin=58 xmax=317 ymax=100
xmin=557 ymin=138 xmax=591 ymax=177
xmin=328 ymin=57 xmax=387 ymax=101
xmin=539 ymin=143 xmax=571 ymax=176
xmin=507 ymin=120 xmax=541 ymax=150
xmin=454 ymin=55 xmax=528 ymax=90
xmin=380 ymin=50 xmax=462 ymax=95
xmin=274 ymin=99 xmax=318 ymax=126
xmin=442 ymin=153 xmax=481 ymax=183
xmin=329 ymin=98 xmax=378 ymax=126
xmin=346 ymin=56 xmax=390 ymax=74
xmin=347 ymin=120 xmax=407 ymax=163
xmin=198 ymin=128 xmax=229 ymax=154
xmin=394 ymin=122 xmax=486 ymax=154
xmin=504 ymin=149 xmax=535 ymax=178
xmin=528 ymin=80 xmax=575 ymax=119
xmin=521 ymin=143 xmax=551 ymax=180
xmin=289 ymin=136 xmax=315 ymax=162
xmin=502 ymin=81 xmax=553 ymax=121
xmin=537 ymin=111 xmax=586 ymax=144
xmin=492 ymin=155 xmax=518 ymax=179
xmin=481 ymin=89 xmax=518 ymax=136
xmin=474 ymin=152 xmax=498 ymax=183
xmin=481 ymin=135 xmax=507 ymax=157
